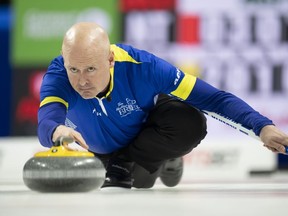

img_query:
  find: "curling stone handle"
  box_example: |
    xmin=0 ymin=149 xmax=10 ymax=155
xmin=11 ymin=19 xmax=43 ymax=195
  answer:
xmin=54 ymin=136 xmax=74 ymax=147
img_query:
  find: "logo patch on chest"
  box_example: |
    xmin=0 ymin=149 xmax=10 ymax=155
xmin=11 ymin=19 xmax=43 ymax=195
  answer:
xmin=116 ymin=98 xmax=142 ymax=117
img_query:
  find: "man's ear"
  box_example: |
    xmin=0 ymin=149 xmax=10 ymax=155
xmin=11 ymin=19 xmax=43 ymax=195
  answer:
xmin=109 ymin=51 xmax=115 ymax=68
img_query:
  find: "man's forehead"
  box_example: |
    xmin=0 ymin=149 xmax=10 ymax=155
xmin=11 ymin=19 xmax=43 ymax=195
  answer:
xmin=63 ymin=58 xmax=98 ymax=68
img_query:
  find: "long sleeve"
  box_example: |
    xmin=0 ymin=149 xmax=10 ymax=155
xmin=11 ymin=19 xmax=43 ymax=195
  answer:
xmin=183 ymin=78 xmax=274 ymax=135
xmin=37 ymin=56 xmax=75 ymax=148
xmin=37 ymin=102 xmax=67 ymax=147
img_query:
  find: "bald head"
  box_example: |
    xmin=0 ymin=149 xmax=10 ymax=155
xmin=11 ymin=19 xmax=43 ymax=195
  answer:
xmin=62 ymin=22 xmax=110 ymax=57
xmin=61 ymin=22 xmax=115 ymax=99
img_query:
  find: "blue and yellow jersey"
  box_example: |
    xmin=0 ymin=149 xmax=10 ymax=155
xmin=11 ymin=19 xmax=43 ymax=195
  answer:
xmin=38 ymin=44 xmax=273 ymax=154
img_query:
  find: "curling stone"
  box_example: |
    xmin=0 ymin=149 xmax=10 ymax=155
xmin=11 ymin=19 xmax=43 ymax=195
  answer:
xmin=23 ymin=136 xmax=105 ymax=192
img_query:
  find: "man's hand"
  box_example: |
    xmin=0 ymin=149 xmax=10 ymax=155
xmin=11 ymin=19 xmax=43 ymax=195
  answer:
xmin=260 ymin=125 xmax=288 ymax=154
xmin=52 ymin=125 xmax=89 ymax=150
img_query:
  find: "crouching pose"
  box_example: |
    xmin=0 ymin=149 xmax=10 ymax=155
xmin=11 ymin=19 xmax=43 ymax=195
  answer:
xmin=38 ymin=22 xmax=288 ymax=189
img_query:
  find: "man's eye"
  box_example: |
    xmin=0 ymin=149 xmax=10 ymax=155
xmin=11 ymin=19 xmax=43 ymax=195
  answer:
xmin=87 ymin=67 xmax=95 ymax=72
xmin=70 ymin=68 xmax=78 ymax=73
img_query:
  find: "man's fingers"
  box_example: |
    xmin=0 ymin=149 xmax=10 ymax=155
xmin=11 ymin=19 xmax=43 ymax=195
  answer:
xmin=282 ymin=136 xmax=288 ymax=147
xmin=62 ymin=143 xmax=75 ymax=151
xmin=260 ymin=125 xmax=288 ymax=154
xmin=265 ymin=139 xmax=287 ymax=154
xmin=71 ymin=131 xmax=89 ymax=150
xmin=264 ymin=145 xmax=278 ymax=153
xmin=52 ymin=125 xmax=89 ymax=150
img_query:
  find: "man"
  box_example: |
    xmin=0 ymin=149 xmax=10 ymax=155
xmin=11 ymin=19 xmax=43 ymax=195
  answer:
xmin=38 ymin=22 xmax=288 ymax=189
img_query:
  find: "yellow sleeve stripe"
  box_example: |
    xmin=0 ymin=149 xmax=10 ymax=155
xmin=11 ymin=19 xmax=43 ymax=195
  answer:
xmin=171 ymin=74 xmax=197 ymax=100
xmin=111 ymin=44 xmax=141 ymax=64
xmin=40 ymin=96 xmax=69 ymax=109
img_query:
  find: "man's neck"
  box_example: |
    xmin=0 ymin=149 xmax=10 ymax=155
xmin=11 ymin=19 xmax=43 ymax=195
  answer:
xmin=96 ymin=78 xmax=111 ymax=98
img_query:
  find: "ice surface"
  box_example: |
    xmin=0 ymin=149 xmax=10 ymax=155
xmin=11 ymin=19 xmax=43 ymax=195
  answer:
xmin=1 ymin=180 xmax=288 ymax=216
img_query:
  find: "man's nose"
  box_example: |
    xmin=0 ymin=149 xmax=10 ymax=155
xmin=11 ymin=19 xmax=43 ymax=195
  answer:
xmin=78 ymin=75 xmax=88 ymax=86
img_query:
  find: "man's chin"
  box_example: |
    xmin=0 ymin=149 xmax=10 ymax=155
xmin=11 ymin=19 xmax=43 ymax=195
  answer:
xmin=82 ymin=96 xmax=95 ymax=99
xmin=80 ymin=92 xmax=96 ymax=99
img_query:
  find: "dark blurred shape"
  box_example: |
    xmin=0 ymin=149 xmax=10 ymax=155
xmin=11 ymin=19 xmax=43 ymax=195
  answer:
xmin=0 ymin=0 xmax=10 ymax=6
xmin=13 ymin=70 xmax=44 ymax=135
xmin=278 ymin=154 xmax=288 ymax=170
xmin=0 ymin=6 xmax=11 ymax=136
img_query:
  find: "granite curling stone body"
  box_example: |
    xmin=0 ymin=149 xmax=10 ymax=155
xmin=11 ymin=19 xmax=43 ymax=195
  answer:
xmin=23 ymin=137 xmax=105 ymax=192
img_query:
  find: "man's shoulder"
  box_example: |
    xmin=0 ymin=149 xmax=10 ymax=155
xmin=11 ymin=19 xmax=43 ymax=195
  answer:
xmin=111 ymin=43 xmax=156 ymax=64
xmin=112 ymin=43 xmax=134 ymax=53
xmin=49 ymin=55 xmax=65 ymax=68
xmin=46 ymin=55 xmax=67 ymax=75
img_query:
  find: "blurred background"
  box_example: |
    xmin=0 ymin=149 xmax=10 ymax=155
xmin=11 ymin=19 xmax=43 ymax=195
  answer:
xmin=0 ymin=0 xmax=288 ymax=180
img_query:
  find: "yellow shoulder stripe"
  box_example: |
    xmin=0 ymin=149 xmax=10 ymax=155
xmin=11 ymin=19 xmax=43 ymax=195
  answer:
xmin=111 ymin=44 xmax=141 ymax=64
xmin=171 ymin=74 xmax=197 ymax=100
xmin=105 ymin=67 xmax=114 ymax=98
xmin=40 ymin=96 xmax=69 ymax=109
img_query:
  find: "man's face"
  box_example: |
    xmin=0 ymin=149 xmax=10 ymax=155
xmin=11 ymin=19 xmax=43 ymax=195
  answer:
xmin=63 ymin=48 xmax=114 ymax=99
